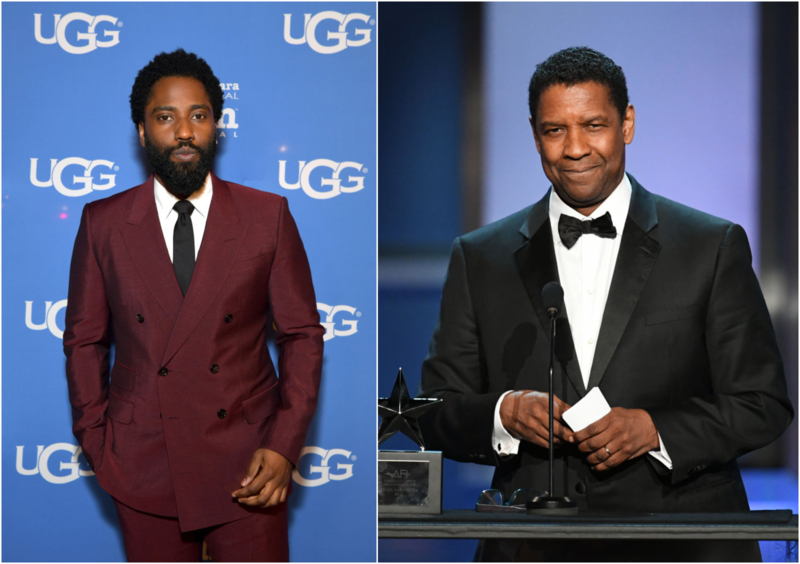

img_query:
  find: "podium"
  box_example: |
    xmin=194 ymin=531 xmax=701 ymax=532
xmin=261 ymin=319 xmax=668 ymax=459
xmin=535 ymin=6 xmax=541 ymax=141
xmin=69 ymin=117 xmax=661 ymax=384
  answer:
xmin=379 ymin=510 xmax=798 ymax=561
xmin=379 ymin=509 xmax=797 ymax=540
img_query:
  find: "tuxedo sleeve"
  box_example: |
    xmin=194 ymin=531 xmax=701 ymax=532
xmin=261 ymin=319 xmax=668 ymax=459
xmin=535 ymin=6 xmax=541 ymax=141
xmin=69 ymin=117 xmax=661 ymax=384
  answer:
xmin=418 ymin=238 xmax=505 ymax=465
xmin=63 ymin=204 xmax=111 ymax=472
xmin=645 ymin=223 xmax=794 ymax=484
xmin=263 ymin=197 xmax=324 ymax=466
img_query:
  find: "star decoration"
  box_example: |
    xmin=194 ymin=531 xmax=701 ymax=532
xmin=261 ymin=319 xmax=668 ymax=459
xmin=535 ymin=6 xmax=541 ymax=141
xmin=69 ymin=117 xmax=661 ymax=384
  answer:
xmin=378 ymin=368 xmax=442 ymax=450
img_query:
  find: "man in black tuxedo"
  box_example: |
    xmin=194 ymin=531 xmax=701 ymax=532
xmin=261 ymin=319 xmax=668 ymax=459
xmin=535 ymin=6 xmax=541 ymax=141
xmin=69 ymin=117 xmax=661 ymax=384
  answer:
xmin=418 ymin=47 xmax=793 ymax=561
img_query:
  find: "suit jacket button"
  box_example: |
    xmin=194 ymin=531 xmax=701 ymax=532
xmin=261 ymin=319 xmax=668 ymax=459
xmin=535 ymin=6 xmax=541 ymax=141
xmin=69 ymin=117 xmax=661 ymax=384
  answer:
xmin=136 ymin=314 xmax=144 ymax=323
xmin=217 ymin=409 xmax=227 ymax=419
xmin=210 ymin=364 xmax=220 ymax=374
xmin=224 ymin=314 xmax=233 ymax=323
xmin=158 ymin=368 xmax=168 ymax=377
xmin=575 ymin=482 xmax=587 ymax=494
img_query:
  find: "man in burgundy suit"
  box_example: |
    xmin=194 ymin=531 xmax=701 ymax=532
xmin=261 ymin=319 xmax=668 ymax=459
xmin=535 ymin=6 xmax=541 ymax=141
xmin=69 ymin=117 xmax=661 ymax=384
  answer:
xmin=64 ymin=49 xmax=324 ymax=561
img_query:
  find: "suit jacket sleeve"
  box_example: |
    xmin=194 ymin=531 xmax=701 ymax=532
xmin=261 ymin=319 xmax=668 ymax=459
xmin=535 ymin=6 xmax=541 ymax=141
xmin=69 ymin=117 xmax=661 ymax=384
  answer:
xmin=262 ymin=197 xmax=324 ymax=466
xmin=63 ymin=203 xmax=112 ymax=471
xmin=418 ymin=238 xmax=505 ymax=464
xmin=645 ymin=223 xmax=794 ymax=484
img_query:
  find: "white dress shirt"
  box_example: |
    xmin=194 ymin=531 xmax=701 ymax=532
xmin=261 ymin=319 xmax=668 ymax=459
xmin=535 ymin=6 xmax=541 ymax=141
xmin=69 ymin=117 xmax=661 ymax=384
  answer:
xmin=492 ymin=173 xmax=672 ymax=469
xmin=153 ymin=174 xmax=213 ymax=262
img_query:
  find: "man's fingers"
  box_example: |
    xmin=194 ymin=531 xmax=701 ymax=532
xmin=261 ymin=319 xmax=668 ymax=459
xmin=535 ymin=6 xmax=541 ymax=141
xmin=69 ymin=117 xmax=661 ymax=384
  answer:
xmin=577 ymin=426 xmax=616 ymax=453
xmin=592 ymin=445 xmax=625 ymax=472
xmin=507 ymin=410 xmax=552 ymax=448
xmin=240 ymin=480 xmax=286 ymax=507
xmin=233 ymin=471 xmax=269 ymax=498
xmin=570 ymin=407 xmax=655 ymax=470
xmin=233 ymin=460 xmax=273 ymax=498
xmin=552 ymin=395 xmax=572 ymax=419
xmin=238 ymin=480 xmax=279 ymax=506
xmin=577 ymin=434 xmax=599 ymax=453
xmin=529 ymin=434 xmax=556 ymax=449
xmin=530 ymin=403 xmax=572 ymax=445
xmin=553 ymin=420 xmax=574 ymax=443
xmin=532 ymin=395 xmax=573 ymax=441
xmin=237 ymin=494 xmax=268 ymax=506
xmin=524 ymin=416 xmax=568 ymax=448
xmin=573 ymin=413 xmax=614 ymax=443
xmin=264 ymin=486 xmax=284 ymax=507
xmin=529 ymin=393 xmax=570 ymax=419
xmin=240 ymin=452 xmax=263 ymax=488
xmin=232 ymin=449 xmax=293 ymax=503
xmin=513 ymin=415 xmax=549 ymax=447
xmin=504 ymin=391 xmax=577 ymax=448
xmin=573 ymin=422 xmax=601 ymax=443
xmin=586 ymin=442 xmax=617 ymax=466
xmin=586 ymin=444 xmax=610 ymax=465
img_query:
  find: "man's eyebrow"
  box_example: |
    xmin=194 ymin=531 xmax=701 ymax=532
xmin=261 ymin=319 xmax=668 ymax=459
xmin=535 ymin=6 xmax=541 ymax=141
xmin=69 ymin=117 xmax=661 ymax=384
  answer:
xmin=150 ymin=104 xmax=211 ymax=113
xmin=539 ymin=120 xmax=564 ymax=129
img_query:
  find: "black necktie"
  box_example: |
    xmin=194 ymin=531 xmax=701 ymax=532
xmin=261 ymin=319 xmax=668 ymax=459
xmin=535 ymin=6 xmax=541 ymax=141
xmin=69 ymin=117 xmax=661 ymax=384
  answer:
xmin=173 ymin=200 xmax=195 ymax=296
xmin=558 ymin=211 xmax=617 ymax=250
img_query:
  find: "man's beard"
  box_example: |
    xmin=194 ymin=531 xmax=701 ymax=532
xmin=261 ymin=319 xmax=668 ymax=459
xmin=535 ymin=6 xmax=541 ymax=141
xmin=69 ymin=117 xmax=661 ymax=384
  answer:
xmin=143 ymin=132 xmax=216 ymax=198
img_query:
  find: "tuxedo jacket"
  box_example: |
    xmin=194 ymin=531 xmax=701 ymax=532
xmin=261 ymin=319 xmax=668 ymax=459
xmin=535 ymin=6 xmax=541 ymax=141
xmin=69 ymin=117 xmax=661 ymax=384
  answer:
xmin=419 ymin=175 xmax=793 ymax=513
xmin=64 ymin=173 xmax=324 ymax=532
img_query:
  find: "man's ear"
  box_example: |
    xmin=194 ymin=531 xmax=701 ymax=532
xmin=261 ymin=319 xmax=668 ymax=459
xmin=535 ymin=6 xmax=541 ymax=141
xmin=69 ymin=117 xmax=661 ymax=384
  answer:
xmin=530 ymin=116 xmax=542 ymax=155
xmin=623 ymin=104 xmax=635 ymax=145
xmin=138 ymin=122 xmax=146 ymax=148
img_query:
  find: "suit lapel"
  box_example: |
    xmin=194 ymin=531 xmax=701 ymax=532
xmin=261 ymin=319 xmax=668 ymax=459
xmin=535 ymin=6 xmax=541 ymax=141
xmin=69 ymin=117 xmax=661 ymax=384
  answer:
xmin=160 ymin=174 xmax=246 ymax=366
xmin=587 ymin=176 xmax=661 ymax=391
xmin=118 ymin=176 xmax=183 ymax=321
xmin=514 ymin=191 xmax=586 ymax=397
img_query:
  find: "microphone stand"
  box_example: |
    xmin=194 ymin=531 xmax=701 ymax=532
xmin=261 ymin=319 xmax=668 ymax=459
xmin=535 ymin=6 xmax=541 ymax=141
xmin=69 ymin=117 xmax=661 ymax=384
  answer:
xmin=526 ymin=307 xmax=579 ymax=516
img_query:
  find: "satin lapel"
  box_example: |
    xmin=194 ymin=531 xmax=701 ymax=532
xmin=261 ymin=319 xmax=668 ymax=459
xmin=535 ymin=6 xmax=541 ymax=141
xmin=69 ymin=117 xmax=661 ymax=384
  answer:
xmin=514 ymin=192 xmax=586 ymax=397
xmin=587 ymin=176 xmax=661 ymax=391
xmin=118 ymin=176 xmax=183 ymax=321
xmin=160 ymin=174 xmax=246 ymax=366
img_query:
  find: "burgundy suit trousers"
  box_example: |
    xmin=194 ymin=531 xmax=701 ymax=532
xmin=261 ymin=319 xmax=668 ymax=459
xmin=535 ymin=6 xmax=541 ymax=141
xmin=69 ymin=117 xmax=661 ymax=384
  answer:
xmin=113 ymin=498 xmax=288 ymax=562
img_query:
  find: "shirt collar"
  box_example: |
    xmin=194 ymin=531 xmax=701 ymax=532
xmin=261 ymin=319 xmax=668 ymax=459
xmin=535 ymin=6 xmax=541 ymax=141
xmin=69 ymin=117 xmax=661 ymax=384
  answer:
xmin=154 ymin=173 xmax=213 ymax=220
xmin=549 ymin=172 xmax=632 ymax=244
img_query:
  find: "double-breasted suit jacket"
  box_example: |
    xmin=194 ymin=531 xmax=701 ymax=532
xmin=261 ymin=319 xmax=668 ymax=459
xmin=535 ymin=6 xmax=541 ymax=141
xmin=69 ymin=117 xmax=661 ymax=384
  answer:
xmin=64 ymin=173 xmax=324 ymax=532
xmin=419 ymin=175 xmax=793 ymax=513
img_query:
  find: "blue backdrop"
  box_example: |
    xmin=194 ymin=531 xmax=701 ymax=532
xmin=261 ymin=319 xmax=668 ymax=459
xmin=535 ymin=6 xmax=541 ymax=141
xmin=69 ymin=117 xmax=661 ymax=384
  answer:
xmin=2 ymin=2 xmax=376 ymax=561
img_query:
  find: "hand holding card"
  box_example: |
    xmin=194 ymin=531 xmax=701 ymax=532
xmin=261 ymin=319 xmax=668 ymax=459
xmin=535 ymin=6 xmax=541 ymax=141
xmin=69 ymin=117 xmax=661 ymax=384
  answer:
xmin=566 ymin=389 xmax=660 ymax=471
xmin=562 ymin=387 xmax=612 ymax=432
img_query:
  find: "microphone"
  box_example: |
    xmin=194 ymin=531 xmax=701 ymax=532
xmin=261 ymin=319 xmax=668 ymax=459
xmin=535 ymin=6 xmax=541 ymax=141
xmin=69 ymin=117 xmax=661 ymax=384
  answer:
xmin=526 ymin=281 xmax=578 ymax=515
xmin=541 ymin=281 xmax=563 ymax=317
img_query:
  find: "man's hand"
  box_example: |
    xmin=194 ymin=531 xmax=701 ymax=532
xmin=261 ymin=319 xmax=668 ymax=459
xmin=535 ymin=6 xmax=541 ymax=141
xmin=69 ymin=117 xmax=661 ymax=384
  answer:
xmin=573 ymin=407 xmax=660 ymax=471
xmin=500 ymin=390 xmax=573 ymax=448
xmin=232 ymin=448 xmax=292 ymax=507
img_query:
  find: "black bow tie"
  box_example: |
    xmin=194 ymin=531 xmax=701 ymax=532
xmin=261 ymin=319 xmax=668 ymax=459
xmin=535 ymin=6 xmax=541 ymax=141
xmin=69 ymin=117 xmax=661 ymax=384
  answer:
xmin=558 ymin=212 xmax=617 ymax=249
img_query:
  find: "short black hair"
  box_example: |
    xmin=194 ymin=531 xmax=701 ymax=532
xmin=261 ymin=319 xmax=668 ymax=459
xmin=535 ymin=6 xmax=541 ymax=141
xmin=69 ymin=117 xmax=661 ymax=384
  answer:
xmin=130 ymin=48 xmax=224 ymax=127
xmin=528 ymin=46 xmax=629 ymax=123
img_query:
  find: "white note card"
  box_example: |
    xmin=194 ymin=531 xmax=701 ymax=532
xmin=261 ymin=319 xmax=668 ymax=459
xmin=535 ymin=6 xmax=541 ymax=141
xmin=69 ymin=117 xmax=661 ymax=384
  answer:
xmin=562 ymin=387 xmax=611 ymax=432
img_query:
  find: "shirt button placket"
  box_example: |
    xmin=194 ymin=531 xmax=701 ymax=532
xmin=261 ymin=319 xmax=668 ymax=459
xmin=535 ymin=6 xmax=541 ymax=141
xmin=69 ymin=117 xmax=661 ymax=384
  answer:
xmin=582 ymin=242 xmax=594 ymax=373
